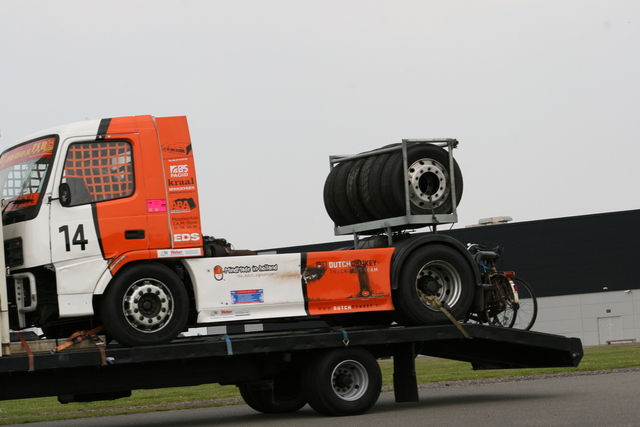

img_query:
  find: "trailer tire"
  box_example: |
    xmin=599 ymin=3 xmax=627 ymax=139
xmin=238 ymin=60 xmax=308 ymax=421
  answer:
xmin=394 ymin=244 xmax=474 ymax=325
xmin=99 ymin=263 xmax=188 ymax=347
xmin=381 ymin=144 xmax=463 ymax=216
xmin=302 ymin=347 xmax=381 ymax=416
xmin=239 ymin=374 xmax=307 ymax=414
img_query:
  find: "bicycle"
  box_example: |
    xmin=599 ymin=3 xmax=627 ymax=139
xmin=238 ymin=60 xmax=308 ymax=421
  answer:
xmin=465 ymin=244 xmax=538 ymax=330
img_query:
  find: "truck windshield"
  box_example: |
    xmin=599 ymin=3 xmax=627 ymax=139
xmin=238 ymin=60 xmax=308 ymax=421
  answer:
xmin=0 ymin=136 xmax=57 ymax=222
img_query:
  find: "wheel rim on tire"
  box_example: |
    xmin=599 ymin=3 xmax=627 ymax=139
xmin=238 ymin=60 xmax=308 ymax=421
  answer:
xmin=331 ymin=359 xmax=369 ymax=401
xmin=407 ymin=158 xmax=450 ymax=210
xmin=122 ymin=278 xmax=174 ymax=332
xmin=415 ymin=260 xmax=463 ymax=312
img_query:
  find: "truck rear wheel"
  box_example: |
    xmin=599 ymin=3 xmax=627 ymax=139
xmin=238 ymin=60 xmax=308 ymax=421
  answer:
xmin=99 ymin=263 xmax=188 ymax=347
xmin=302 ymin=347 xmax=381 ymax=416
xmin=394 ymin=244 xmax=474 ymax=325
xmin=239 ymin=374 xmax=306 ymax=414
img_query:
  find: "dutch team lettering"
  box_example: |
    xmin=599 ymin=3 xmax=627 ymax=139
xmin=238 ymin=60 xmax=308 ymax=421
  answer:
xmin=328 ymin=259 xmax=379 ymax=269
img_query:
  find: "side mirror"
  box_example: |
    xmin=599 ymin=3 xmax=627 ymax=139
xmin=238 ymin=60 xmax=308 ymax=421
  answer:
xmin=59 ymin=183 xmax=71 ymax=207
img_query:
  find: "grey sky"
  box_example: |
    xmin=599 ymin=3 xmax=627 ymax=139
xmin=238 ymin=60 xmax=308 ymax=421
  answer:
xmin=1 ymin=1 xmax=639 ymax=250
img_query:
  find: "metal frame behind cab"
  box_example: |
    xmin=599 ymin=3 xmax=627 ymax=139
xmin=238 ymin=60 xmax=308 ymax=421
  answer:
xmin=328 ymin=139 xmax=459 ymax=246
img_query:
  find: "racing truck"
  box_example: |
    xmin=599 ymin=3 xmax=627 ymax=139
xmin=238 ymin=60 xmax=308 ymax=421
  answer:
xmin=1 ymin=115 xmax=477 ymax=347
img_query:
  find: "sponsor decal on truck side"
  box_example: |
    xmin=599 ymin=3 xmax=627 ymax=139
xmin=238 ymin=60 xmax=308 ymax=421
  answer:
xmin=213 ymin=264 xmax=280 ymax=281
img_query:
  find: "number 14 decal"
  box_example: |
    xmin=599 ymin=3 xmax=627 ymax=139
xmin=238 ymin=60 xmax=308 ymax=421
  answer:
xmin=59 ymin=225 xmax=89 ymax=251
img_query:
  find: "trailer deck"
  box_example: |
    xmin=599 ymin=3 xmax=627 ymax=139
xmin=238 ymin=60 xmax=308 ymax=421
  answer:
xmin=0 ymin=324 xmax=583 ymax=403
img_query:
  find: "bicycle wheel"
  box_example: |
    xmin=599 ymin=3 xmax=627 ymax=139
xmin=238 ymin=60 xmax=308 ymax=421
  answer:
xmin=487 ymin=278 xmax=517 ymax=328
xmin=511 ymin=277 xmax=538 ymax=330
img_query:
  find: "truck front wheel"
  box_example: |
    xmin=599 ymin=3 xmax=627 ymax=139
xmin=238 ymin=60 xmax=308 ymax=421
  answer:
xmin=302 ymin=347 xmax=381 ymax=416
xmin=394 ymin=244 xmax=474 ymax=325
xmin=99 ymin=263 xmax=188 ymax=347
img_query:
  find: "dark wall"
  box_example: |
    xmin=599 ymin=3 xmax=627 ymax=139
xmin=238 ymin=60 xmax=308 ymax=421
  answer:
xmin=272 ymin=210 xmax=640 ymax=298
xmin=442 ymin=209 xmax=640 ymax=297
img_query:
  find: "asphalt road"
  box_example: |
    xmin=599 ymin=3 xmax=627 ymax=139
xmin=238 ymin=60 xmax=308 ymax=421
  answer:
xmin=9 ymin=369 xmax=640 ymax=427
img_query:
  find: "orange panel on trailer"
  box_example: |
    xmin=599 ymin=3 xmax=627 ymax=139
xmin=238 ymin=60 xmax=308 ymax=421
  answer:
xmin=304 ymin=248 xmax=395 ymax=315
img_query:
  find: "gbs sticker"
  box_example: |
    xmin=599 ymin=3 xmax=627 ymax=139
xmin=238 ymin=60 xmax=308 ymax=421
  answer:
xmin=170 ymin=164 xmax=189 ymax=177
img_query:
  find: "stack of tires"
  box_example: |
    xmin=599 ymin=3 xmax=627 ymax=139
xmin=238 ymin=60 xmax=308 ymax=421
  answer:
xmin=323 ymin=143 xmax=463 ymax=227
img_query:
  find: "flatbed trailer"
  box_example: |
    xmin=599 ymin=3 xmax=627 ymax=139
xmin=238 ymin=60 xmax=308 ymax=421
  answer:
xmin=0 ymin=115 xmax=584 ymax=417
xmin=0 ymin=324 xmax=583 ymax=416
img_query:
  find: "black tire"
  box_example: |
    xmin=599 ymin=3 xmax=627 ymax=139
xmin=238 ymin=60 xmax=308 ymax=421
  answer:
xmin=239 ymin=374 xmax=307 ymax=414
xmin=302 ymin=347 xmax=382 ymax=416
xmin=393 ymin=244 xmax=475 ymax=325
xmin=323 ymin=163 xmax=347 ymax=226
xmin=381 ymin=144 xmax=463 ymax=216
xmin=99 ymin=263 xmax=188 ymax=347
xmin=346 ymin=158 xmax=375 ymax=223
xmin=511 ymin=278 xmax=538 ymax=331
xmin=323 ymin=161 xmax=360 ymax=226
xmin=332 ymin=161 xmax=360 ymax=225
xmin=359 ymin=153 xmax=396 ymax=220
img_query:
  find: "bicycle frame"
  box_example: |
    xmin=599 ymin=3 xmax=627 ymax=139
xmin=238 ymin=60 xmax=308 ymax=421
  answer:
xmin=466 ymin=245 xmax=519 ymax=327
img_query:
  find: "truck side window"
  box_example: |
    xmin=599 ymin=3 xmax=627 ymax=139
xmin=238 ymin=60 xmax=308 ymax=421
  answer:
xmin=62 ymin=141 xmax=134 ymax=206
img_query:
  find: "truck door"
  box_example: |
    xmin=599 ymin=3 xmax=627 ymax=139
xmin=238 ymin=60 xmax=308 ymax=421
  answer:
xmin=49 ymin=138 xmax=147 ymax=315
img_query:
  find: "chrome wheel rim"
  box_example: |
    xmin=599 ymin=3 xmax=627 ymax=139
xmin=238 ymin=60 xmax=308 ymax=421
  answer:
xmin=415 ymin=260 xmax=463 ymax=312
xmin=122 ymin=278 xmax=174 ymax=332
xmin=407 ymin=158 xmax=450 ymax=209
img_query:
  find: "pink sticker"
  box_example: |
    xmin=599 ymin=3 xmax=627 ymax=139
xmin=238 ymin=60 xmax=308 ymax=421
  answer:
xmin=147 ymin=199 xmax=167 ymax=212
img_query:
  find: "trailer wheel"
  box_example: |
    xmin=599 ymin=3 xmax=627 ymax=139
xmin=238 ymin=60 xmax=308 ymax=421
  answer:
xmin=239 ymin=374 xmax=306 ymax=414
xmin=99 ymin=263 xmax=188 ymax=347
xmin=303 ymin=347 xmax=381 ymax=416
xmin=381 ymin=144 xmax=463 ymax=216
xmin=394 ymin=244 xmax=474 ymax=325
